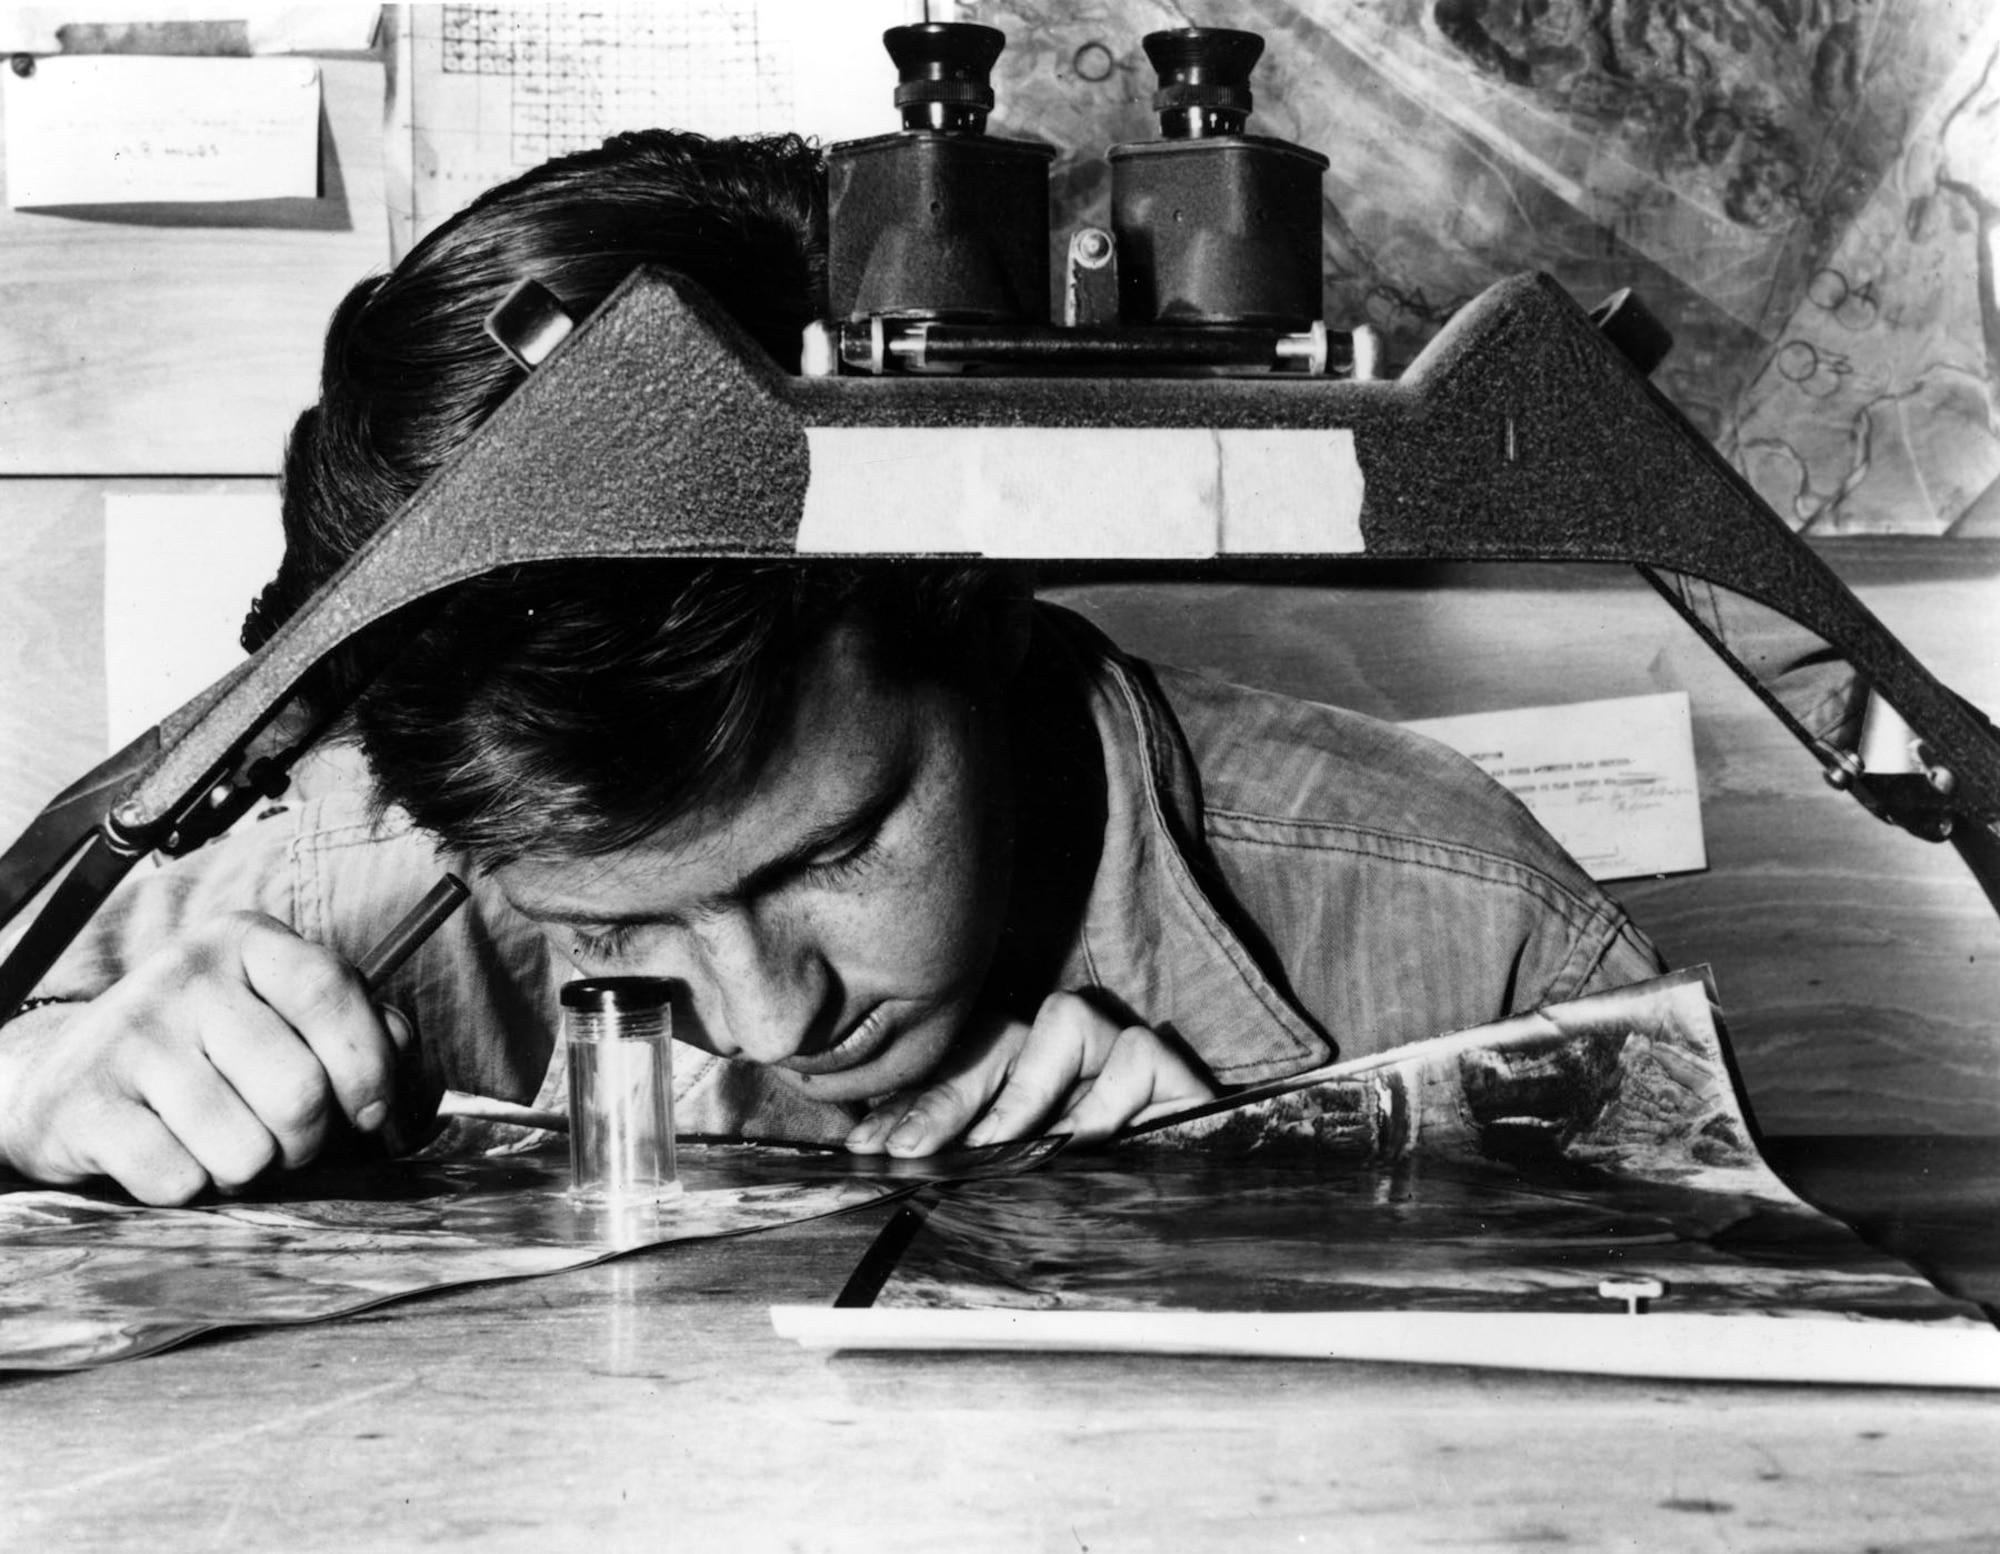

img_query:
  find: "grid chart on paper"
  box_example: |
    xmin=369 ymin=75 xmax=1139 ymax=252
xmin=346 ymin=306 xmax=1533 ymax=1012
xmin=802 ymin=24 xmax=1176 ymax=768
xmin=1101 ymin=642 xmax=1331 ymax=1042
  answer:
xmin=436 ymin=3 xmax=795 ymax=168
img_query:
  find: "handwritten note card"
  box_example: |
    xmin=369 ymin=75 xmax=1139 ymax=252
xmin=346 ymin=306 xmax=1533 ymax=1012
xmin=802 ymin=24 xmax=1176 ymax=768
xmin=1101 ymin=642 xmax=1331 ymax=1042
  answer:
xmin=1401 ymin=692 xmax=1706 ymax=881
xmin=4 ymin=56 xmax=319 ymax=207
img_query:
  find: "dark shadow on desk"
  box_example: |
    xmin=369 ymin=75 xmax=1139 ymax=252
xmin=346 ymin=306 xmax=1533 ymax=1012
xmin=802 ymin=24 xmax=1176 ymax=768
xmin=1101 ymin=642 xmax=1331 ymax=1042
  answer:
xmin=1766 ymin=1135 xmax=2000 ymax=1313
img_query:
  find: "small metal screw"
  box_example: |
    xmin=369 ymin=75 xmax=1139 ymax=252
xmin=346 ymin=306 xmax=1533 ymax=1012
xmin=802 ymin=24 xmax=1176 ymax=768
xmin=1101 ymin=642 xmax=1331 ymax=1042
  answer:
xmin=1597 ymin=1276 xmax=1667 ymax=1314
xmin=10 ymin=55 xmax=35 ymax=79
xmin=1820 ymin=748 xmax=1863 ymax=790
xmin=799 ymin=321 xmax=838 ymax=378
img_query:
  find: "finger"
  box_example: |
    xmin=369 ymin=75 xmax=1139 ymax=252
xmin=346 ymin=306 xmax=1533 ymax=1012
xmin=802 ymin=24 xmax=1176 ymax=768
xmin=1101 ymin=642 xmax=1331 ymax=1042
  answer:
xmin=963 ymin=993 xmax=1115 ymax=1147
xmin=379 ymin=1007 xmax=449 ymax=1155
xmin=198 ymin=994 xmax=342 ymax=1170
xmin=880 ymin=1069 xmax=1004 ymax=1158
xmin=125 ymin=1041 xmax=279 ymax=1193
xmin=879 ymin=1016 xmax=1031 ymax=1158
xmin=844 ymin=1090 xmax=917 ymax=1154
xmin=235 ymin=920 xmax=400 ymax=1137
xmin=86 ymin=1103 xmax=211 ymax=1207
xmin=1055 ymin=1025 xmax=1213 ymax=1145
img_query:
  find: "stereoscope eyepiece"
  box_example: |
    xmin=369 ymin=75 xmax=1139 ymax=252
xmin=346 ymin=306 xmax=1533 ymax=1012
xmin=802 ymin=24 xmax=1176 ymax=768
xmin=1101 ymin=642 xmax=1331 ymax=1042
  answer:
xmin=1143 ymin=26 xmax=1264 ymax=139
xmin=885 ymin=20 xmax=1005 ymax=134
xmin=820 ymin=20 xmax=1335 ymax=366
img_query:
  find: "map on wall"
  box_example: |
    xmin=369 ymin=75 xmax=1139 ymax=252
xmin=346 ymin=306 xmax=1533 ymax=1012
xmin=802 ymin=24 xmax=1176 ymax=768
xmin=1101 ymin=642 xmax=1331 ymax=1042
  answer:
xmin=384 ymin=0 xmax=907 ymax=257
xmin=977 ymin=0 xmax=2000 ymax=535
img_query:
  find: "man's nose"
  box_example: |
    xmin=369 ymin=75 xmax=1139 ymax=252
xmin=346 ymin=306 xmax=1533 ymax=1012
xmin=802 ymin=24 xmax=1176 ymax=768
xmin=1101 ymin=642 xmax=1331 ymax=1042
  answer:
xmin=686 ymin=905 xmax=828 ymax=1064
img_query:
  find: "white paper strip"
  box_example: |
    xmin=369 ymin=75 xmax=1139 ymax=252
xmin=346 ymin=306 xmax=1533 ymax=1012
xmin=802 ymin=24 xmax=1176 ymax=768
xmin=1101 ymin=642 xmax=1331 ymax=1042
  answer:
xmin=770 ymin=1307 xmax=2000 ymax=1389
xmin=797 ymin=426 xmax=1366 ymax=557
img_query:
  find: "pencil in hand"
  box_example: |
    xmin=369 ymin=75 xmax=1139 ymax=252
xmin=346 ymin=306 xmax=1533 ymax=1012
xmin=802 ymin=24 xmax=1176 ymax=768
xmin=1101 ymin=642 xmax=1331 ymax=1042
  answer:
xmin=354 ymin=873 xmax=470 ymax=1154
xmin=356 ymin=873 xmax=471 ymax=989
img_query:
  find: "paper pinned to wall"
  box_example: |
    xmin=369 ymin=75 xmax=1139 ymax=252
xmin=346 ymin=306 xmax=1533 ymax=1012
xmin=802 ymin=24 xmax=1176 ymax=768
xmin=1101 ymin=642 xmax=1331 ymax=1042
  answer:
xmin=245 ymin=5 xmax=383 ymax=54
xmin=1401 ymin=692 xmax=1706 ymax=881
xmin=103 ymin=493 xmax=283 ymax=751
xmin=385 ymin=0 xmax=915 ymax=254
xmin=3 ymin=55 xmax=320 ymax=207
xmin=0 ymin=6 xmax=379 ymax=55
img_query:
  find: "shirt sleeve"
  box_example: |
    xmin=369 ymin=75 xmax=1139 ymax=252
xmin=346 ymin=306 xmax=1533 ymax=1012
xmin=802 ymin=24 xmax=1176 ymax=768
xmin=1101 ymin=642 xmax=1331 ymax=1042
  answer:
xmin=1558 ymin=910 xmax=1669 ymax=1001
xmin=1161 ymin=668 xmax=1675 ymax=1064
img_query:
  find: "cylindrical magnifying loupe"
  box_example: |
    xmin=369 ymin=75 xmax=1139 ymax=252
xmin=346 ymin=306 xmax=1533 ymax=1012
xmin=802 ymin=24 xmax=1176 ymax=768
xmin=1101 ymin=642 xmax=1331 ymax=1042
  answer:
xmin=562 ymin=976 xmax=681 ymax=1202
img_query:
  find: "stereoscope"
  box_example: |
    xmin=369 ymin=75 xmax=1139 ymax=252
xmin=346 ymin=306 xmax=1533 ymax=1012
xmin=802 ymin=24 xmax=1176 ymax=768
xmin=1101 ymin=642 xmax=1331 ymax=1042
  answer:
xmin=2 ymin=22 xmax=1993 ymax=1014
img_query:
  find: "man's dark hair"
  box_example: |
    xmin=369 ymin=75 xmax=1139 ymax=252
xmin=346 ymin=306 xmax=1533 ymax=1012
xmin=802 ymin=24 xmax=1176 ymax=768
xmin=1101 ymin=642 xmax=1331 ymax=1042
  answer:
xmin=247 ymin=129 xmax=1008 ymax=867
xmin=356 ymin=558 xmax=1006 ymax=868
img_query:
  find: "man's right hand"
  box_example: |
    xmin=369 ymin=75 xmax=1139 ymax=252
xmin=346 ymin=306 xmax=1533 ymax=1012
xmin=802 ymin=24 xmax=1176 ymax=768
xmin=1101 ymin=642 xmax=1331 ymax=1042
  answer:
xmin=0 ymin=912 xmax=409 ymax=1205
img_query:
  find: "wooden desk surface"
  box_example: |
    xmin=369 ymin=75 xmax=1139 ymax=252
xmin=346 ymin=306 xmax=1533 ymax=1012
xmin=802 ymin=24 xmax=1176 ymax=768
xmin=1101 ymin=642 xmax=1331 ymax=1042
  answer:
xmin=2 ymin=1139 xmax=1996 ymax=1554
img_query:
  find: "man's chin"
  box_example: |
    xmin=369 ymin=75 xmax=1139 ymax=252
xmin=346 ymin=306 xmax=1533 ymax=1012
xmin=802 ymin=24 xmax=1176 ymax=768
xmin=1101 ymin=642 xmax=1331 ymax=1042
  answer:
xmin=767 ymin=1019 xmax=959 ymax=1106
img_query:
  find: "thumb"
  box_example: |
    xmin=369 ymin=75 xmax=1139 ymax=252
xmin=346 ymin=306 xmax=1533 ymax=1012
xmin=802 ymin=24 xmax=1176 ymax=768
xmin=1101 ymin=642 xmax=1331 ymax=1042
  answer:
xmin=379 ymin=1004 xmax=445 ymax=1154
xmin=381 ymin=1004 xmax=417 ymax=1055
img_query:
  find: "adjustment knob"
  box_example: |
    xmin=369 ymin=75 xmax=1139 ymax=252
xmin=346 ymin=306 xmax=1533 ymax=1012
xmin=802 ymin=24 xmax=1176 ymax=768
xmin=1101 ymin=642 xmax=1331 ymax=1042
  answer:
xmin=885 ymin=22 xmax=1005 ymax=133
xmin=1143 ymin=27 xmax=1264 ymax=138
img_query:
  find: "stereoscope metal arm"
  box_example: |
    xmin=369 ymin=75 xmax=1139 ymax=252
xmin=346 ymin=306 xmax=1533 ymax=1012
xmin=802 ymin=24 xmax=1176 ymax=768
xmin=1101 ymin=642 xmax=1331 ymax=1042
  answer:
xmin=1 ymin=262 xmax=1996 ymax=1017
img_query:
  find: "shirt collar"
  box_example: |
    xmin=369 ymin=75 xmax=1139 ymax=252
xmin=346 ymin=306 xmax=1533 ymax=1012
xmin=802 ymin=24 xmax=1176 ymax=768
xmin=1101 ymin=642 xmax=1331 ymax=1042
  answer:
xmin=1038 ymin=607 xmax=1334 ymax=1087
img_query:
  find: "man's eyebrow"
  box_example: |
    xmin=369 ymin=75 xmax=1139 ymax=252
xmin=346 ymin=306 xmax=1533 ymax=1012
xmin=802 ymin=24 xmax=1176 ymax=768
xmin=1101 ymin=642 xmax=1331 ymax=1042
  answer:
xmin=729 ymin=768 xmax=908 ymax=900
xmin=504 ymin=762 xmax=913 ymax=930
xmin=509 ymin=902 xmax=664 ymax=931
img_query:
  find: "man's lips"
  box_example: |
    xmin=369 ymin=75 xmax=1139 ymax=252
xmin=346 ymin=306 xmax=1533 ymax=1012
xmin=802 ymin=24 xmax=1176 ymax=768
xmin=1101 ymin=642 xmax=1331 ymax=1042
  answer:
xmin=776 ymin=1004 xmax=893 ymax=1076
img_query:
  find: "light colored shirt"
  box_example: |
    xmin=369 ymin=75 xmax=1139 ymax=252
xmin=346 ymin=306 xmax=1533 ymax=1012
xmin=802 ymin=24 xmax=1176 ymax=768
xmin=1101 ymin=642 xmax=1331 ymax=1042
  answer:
xmin=29 ymin=605 xmax=1661 ymax=1148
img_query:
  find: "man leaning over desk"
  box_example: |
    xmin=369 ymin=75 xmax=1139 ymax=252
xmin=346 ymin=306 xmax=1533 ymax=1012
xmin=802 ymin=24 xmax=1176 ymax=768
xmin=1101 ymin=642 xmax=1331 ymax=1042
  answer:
xmin=0 ymin=130 xmax=1663 ymax=1206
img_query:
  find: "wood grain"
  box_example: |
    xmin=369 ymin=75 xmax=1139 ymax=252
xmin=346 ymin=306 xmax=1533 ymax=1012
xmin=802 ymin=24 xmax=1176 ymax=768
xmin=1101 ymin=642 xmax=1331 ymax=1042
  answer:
xmin=0 ymin=477 xmax=281 ymax=842
xmin=2 ymin=1142 xmax=1997 ymax=1554
xmin=0 ymin=480 xmax=109 ymax=833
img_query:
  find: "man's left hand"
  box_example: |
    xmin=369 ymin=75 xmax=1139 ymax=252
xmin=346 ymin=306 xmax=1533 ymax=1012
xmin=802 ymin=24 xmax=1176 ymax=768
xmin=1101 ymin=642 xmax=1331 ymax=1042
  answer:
xmin=842 ymin=991 xmax=1213 ymax=1157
